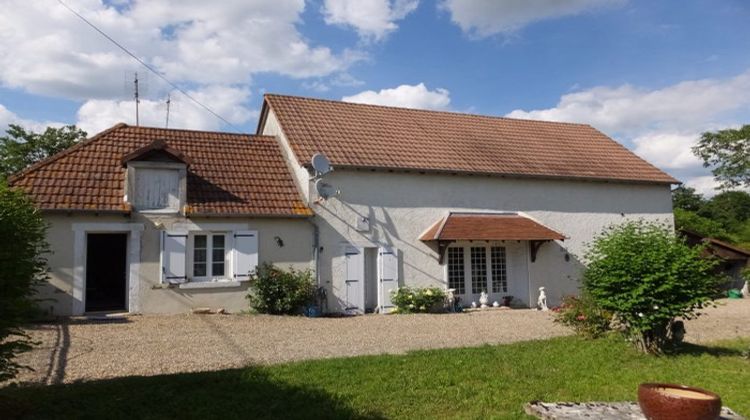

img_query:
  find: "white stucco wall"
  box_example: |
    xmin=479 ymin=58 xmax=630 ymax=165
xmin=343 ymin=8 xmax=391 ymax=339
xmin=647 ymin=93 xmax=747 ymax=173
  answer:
xmin=308 ymin=170 xmax=673 ymax=311
xmin=40 ymin=213 xmax=313 ymax=315
xmin=261 ymin=110 xmax=310 ymax=200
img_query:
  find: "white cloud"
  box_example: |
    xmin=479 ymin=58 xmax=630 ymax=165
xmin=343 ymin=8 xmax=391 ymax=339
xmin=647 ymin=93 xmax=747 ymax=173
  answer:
xmin=342 ymin=83 xmax=451 ymax=110
xmin=76 ymin=85 xmax=256 ymax=134
xmin=0 ymin=0 xmax=361 ymax=100
xmin=632 ymin=132 xmax=702 ymax=170
xmin=506 ymin=70 xmax=750 ymax=193
xmin=0 ymin=104 xmax=65 ymax=134
xmin=685 ymin=176 xmax=723 ymax=197
xmin=301 ymin=72 xmax=364 ymax=92
xmin=507 ymin=71 xmax=750 ymax=136
xmin=441 ymin=0 xmax=625 ymax=38
xmin=322 ymin=0 xmax=419 ymax=41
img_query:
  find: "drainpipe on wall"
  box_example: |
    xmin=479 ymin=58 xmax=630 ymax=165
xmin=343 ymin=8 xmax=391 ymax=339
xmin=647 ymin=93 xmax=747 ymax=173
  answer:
xmin=307 ymin=217 xmax=325 ymax=313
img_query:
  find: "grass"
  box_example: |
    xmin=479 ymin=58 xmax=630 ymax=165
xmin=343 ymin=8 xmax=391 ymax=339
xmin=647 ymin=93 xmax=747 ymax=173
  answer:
xmin=1 ymin=335 xmax=749 ymax=419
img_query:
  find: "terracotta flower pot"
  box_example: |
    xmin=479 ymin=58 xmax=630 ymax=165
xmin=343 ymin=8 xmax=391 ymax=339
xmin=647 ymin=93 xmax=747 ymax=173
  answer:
xmin=638 ymin=383 xmax=722 ymax=420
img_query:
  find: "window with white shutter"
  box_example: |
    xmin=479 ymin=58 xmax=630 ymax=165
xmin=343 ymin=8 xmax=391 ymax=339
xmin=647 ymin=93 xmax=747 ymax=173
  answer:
xmin=161 ymin=231 xmax=187 ymax=284
xmin=161 ymin=229 xmax=258 ymax=285
xmin=232 ymin=231 xmax=258 ymax=281
xmin=190 ymin=233 xmax=229 ymax=282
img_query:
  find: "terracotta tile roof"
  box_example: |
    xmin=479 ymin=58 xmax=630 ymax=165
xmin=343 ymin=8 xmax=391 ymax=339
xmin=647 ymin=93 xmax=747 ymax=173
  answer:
xmin=263 ymin=94 xmax=678 ymax=184
xmin=419 ymin=213 xmax=565 ymax=241
xmin=9 ymin=123 xmax=312 ymax=217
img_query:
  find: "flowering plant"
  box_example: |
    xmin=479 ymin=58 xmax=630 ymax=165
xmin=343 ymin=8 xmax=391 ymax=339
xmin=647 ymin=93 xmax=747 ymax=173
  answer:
xmin=554 ymin=294 xmax=612 ymax=339
xmin=391 ymin=286 xmax=445 ymax=313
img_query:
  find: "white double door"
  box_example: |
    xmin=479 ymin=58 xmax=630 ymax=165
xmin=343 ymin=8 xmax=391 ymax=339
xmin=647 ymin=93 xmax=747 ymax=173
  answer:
xmin=343 ymin=245 xmax=398 ymax=314
xmin=449 ymin=242 xmax=529 ymax=307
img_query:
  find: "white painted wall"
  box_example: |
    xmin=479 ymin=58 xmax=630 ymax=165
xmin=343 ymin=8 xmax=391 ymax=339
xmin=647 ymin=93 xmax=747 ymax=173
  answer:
xmin=308 ymin=170 xmax=672 ymax=311
xmin=40 ymin=213 xmax=314 ymax=315
xmin=261 ymin=110 xmax=310 ymax=201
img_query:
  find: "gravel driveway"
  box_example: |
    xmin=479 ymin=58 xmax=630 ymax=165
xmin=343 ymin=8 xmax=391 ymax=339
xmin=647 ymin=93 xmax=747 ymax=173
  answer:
xmin=9 ymin=299 xmax=750 ymax=386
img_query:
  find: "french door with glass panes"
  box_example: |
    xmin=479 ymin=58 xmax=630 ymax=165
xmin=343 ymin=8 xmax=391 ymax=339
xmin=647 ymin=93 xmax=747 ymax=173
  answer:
xmin=446 ymin=244 xmax=509 ymax=303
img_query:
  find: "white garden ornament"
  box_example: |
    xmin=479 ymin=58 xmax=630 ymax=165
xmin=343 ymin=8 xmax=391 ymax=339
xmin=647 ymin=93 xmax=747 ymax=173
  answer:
xmin=537 ymin=287 xmax=548 ymax=311
xmin=742 ymin=280 xmax=749 ymax=298
xmin=479 ymin=291 xmax=489 ymax=308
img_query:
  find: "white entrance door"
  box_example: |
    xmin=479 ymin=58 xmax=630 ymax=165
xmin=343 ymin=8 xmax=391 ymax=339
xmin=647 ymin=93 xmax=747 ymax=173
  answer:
xmin=506 ymin=242 xmax=530 ymax=306
xmin=343 ymin=245 xmax=365 ymax=313
xmin=378 ymin=246 xmax=398 ymax=314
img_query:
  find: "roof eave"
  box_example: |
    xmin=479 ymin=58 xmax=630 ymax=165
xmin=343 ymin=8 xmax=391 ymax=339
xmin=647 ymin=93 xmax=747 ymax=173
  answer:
xmin=332 ymin=164 xmax=679 ymax=185
xmin=186 ymin=211 xmax=313 ymax=219
xmin=40 ymin=208 xmax=131 ymax=215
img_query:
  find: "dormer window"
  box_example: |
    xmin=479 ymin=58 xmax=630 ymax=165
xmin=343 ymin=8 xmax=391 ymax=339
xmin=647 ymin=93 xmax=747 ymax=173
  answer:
xmin=122 ymin=139 xmax=191 ymax=214
xmin=134 ymin=167 xmax=181 ymax=211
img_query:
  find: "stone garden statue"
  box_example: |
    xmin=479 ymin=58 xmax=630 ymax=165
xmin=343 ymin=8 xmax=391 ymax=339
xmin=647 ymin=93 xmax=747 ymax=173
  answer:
xmin=479 ymin=291 xmax=489 ymax=308
xmin=537 ymin=287 xmax=548 ymax=311
xmin=446 ymin=288 xmax=456 ymax=312
xmin=742 ymin=280 xmax=749 ymax=298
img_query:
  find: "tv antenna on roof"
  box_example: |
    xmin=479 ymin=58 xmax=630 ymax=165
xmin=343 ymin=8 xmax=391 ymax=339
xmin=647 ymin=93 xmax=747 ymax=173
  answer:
xmin=134 ymin=72 xmax=140 ymax=126
xmin=165 ymin=93 xmax=171 ymax=128
xmin=311 ymin=153 xmax=338 ymax=202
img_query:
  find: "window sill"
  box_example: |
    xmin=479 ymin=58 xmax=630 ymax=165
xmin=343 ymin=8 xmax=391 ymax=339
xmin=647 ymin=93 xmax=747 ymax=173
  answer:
xmin=137 ymin=209 xmax=181 ymax=215
xmin=178 ymin=280 xmax=242 ymax=290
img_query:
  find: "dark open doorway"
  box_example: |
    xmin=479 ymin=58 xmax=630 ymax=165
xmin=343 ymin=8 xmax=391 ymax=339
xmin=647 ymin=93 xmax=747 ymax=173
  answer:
xmin=85 ymin=233 xmax=128 ymax=312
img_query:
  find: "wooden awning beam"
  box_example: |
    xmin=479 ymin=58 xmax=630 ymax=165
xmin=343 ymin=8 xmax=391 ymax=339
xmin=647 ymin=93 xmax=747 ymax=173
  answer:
xmin=529 ymin=240 xmax=550 ymax=263
xmin=437 ymin=240 xmax=453 ymax=264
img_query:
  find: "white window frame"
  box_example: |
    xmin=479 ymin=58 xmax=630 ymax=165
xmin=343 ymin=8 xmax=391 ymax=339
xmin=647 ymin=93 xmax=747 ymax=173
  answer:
xmin=188 ymin=231 xmax=231 ymax=282
xmin=444 ymin=242 xmax=509 ymax=297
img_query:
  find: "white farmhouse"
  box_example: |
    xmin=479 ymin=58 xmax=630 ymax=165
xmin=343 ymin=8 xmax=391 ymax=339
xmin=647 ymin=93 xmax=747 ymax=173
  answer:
xmin=11 ymin=94 xmax=677 ymax=315
xmin=258 ymin=95 xmax=677 ymax=313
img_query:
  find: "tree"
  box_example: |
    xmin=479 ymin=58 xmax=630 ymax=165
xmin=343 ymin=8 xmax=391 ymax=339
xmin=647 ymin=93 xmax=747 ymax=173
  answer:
xmin=674 ymin=208 xmax=731 ymax=241
xmin=671 ymin=186 xmax=705 ymax=212
xmin=693 ymin=124 xmax=750 ymax=189
xmin=0 ymin=180 xmax=49 ymax=382
xmin=583 ymin=221 xmax=720 ymax=354
xmin=0 ymin=124 xmax=87 ymax=179
xmin=697 ymin=191 xmax=750 ymax=231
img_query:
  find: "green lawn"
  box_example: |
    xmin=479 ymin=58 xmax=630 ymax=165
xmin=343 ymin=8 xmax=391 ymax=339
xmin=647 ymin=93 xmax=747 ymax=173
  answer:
xmin=2 ymin=336 xmax=749 ymax=419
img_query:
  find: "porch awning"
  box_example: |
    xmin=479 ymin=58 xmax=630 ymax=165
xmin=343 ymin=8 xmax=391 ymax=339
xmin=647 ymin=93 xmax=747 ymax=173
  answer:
xmin=419 ymin=212 xmax=565 ymax=242
xmin=419 ymin=213 xmax=565 ymax=263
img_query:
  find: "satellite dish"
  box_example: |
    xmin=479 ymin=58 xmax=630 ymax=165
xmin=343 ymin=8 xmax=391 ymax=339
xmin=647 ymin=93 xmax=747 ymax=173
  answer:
xmin=315 ymin=179 xmax=338 ymax=200
xmin=311 ymin=153 xmax=332 ymax=176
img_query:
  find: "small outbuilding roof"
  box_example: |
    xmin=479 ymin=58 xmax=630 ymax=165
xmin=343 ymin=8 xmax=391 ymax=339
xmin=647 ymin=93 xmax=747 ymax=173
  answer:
xmin=9 ymin=123 xmax=312 ymax=217
xmin=261 ymin=94 xmax=678 ymax=185
xmin=419 ymin=212 xmax=566 ymax=242
xmin=680 ymin=229 xmax=750 ymax=262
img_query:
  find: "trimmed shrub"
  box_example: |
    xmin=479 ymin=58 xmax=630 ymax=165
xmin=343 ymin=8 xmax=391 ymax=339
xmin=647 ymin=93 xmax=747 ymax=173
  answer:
xmin=0 ymin=181 xmax=48 ymax=382
xmin=583 ymin=220 xmax=720 ymax=353
xmin=554 ymin=294 xmax=612 ymax=339
xmin=391 ymin=287 xmax=445 ymax=313
xmin=247 ymin=263 xmax=316 ymax=315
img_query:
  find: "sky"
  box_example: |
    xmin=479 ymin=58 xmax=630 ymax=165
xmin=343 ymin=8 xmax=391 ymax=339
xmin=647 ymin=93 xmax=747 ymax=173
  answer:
xmin=1 ymin=0 xmax=749 ymax=195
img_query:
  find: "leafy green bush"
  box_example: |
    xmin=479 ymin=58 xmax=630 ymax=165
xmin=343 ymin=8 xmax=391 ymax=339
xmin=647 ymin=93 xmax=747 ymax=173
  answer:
xmin=247 ymin=263 xmax=316 ymax=315
xmin=583 ymin=220 xmax=720 ymax=353
xmin=0 ymin=181 xmax=48 ymax=382
xmin=391 ymin=287 xmax=445 ymax=313
xmin=554 ymin=294 xmax=612 ymax=339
